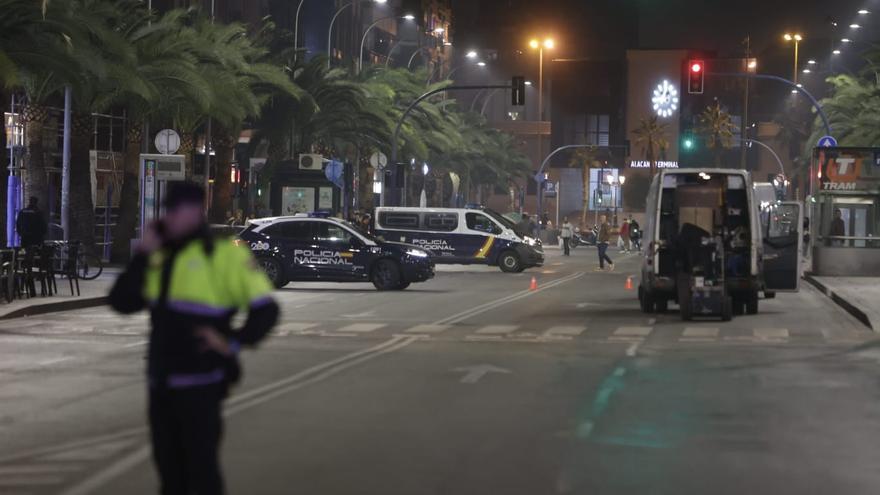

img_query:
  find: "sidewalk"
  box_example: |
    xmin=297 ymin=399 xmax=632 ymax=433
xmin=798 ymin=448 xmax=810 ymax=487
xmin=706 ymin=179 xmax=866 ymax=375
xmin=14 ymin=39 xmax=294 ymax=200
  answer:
xmin=806 ymin=275 xmax=880 ymax=331
xmin=0 ymin=268 xmax=119 ymax=320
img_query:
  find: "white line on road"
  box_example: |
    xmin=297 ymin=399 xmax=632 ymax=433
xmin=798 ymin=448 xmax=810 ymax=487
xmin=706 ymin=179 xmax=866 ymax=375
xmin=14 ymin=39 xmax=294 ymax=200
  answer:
xmin=435 ymin=271 xmax=585 ymax=325
xmin=36 ymin=357 xmax=74 ymax=367
xmin=543 ymin=326 xmax=587 ymax=338
xmin=475 ymin=325 xmax=519 ymax=335
xmin=335 ymin=323 xmax=386 ymax=333
xmin=755 ymin=328 xmax=790 ymax=339
xmin=613 ymin=326 xmax=653 ymax=337
xmin=121 ymin=340 xmax=148 ymax=348
xmin=625 ymin=341 xmax=642 ymax=357
xmin=682 ymin=327 xmax=720 ymax=339
xmin=404 ymin=324 xmax=451 ymax=334
xmin=59 ymin=335 xmax=420 ymax=495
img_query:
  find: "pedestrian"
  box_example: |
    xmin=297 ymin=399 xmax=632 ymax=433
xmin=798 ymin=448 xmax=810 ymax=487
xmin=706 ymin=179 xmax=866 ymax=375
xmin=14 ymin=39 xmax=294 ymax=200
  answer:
xmin=596 ymin=214 xmax=614 ymax=272
xmin=620 ymin=218 xmax=631 ymax=253
xmin=830 ymin=209 xmax=846 ymax=247
xmin=541 ymin=212 xmax=550 ymax=230
xmin=516 ymin=214 xmax=531 ymax=238
xmin=361 ymin=213 xmax=372 ymax=234
xmin=560 ymin=216 xmax=573 ymax=256
xmin=803 ymin=216 xmax=811 ymax=257
xmin=109 ymin=183 xmax=279 ymax=495
xmin=16 ymin=196 xmax=48 ymax=248
xmin=629 ymin=215 xmax=642 ymax=252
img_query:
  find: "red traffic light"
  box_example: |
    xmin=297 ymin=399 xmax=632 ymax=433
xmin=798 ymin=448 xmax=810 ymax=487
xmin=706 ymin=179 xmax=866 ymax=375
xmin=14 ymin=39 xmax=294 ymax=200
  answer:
xmin=688 ymin=59 xmax=705 ymax=94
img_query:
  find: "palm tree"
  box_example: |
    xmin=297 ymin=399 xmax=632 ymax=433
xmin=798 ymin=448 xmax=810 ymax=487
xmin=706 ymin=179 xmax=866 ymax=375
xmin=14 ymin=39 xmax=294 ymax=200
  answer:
xmin=696 ymin=102 xmax=737 ymax=167
xmin=568 ymin=146 xmax=600 ymax=229
xmin=632 ymin=116 xmax=669 ymax=176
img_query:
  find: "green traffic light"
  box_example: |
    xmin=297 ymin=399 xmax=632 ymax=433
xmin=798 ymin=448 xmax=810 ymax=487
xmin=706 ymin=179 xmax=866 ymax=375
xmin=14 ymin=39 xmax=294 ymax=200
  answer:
xmin=683 ymin=138 xmax=694 ymax=150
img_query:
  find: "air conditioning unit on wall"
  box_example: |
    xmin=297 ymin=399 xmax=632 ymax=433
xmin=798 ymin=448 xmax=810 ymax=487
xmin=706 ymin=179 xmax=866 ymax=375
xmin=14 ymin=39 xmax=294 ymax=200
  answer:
xmin=299 ymin=154 xmax=324 ymax=170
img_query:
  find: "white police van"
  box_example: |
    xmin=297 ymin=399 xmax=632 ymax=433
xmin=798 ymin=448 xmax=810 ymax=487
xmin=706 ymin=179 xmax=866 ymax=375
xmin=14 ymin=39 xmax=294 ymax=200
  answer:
xmin=373 ymin=206 xmax=544 ymax=273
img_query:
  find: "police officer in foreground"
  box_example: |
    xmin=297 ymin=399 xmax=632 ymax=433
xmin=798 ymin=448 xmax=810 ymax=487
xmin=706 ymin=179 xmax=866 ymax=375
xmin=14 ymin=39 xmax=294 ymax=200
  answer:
xmin=109 ymin=183 xmax=279 ymax=495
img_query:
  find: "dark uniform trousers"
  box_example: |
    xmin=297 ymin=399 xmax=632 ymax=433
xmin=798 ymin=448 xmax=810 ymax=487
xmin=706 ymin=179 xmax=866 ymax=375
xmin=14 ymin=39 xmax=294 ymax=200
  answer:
xmin=150 ymin=384 xmax=225 ymax=495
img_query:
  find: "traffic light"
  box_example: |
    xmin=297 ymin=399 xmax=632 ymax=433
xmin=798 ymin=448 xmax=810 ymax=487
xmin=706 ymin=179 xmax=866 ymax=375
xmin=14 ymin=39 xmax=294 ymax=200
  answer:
xmin=688 ymin=60 xmax=704 ymax=94
xmin=682 ymin=135 xmax=696 ymax=151
xmin=512 ymin=76 xmax=526 ymax=106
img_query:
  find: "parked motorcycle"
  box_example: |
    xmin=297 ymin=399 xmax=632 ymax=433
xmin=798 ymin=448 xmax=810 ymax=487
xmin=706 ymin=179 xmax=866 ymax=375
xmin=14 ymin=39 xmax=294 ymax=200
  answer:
xmin=569 ymin=226 xmax=598 ymax=249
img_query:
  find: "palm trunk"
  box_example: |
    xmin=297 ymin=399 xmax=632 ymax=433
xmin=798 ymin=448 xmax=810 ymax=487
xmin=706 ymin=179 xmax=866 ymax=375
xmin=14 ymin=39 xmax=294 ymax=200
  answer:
xmin=110 ymin=123 xmax=142 ymax=262
xmin=22 ymin=104 xmax=49 ymax=220
xmin=69 ymin=113 xmax=95 ymax=249
xmin=209 ymin=131 xmax=235 ymax=224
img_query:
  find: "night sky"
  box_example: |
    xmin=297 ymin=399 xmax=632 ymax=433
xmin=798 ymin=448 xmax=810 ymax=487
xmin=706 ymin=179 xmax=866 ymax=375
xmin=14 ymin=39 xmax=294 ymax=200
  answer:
xmin=452 ymin=0 xmax=879 ymax=76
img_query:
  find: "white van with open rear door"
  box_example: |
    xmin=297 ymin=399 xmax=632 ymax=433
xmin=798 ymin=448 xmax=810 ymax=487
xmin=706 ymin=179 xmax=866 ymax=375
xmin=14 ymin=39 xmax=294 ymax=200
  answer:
xmin=638 ymin=169 xmax=802 ymax=320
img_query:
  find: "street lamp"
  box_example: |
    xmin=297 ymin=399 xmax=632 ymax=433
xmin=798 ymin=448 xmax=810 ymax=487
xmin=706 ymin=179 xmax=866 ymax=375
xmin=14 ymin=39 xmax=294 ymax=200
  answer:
xmin=359 ymin=14 xmax=415 ymax=73
xmin=529 ymin=37 xmax=555 ymax=217
xmin=466 ymin=50 xmax=478 ymax=59
xmin=783 ymin=33 xmax=803 ymax=85
xmin=407 ymin=46 xmax=432 ymax=70
xmin=328 ymin=0 xmax=387 ymax=68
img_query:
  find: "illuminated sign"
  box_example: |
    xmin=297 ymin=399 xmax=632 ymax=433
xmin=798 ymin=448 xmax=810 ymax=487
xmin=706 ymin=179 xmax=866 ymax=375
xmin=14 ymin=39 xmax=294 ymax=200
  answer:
xmin=628 ymin=160 xmax=679 ymax=169
xmin=652 ymin=80 xmax=679 ymax=118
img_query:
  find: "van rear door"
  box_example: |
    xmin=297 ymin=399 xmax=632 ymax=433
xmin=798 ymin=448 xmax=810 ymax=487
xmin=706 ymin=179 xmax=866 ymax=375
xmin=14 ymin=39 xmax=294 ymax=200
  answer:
xmin=763 ymin=201 xmax=802 ymax=291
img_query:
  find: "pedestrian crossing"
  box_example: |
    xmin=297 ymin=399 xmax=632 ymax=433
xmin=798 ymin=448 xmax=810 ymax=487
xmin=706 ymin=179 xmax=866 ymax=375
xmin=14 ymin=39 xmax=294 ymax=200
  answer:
xmin=270 ymin=321 xmax=850 ymax=345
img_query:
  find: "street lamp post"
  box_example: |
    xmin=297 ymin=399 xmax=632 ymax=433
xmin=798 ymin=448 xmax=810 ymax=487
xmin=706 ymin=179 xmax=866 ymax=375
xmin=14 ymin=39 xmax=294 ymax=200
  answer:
xmin=293 ymin=0 xmax=306 ymax=62
xmin=407 ymin=46 xmax=432 ymax=70
xmin=328 ymin=0 xmax=387 ymax=69
xmin=783 ymin=33 xmax=803 ymax=85
xmin=359 ymin=14 xmax=414 ymax=73
xmin=529 ymin=37 xmax=554 ymax=224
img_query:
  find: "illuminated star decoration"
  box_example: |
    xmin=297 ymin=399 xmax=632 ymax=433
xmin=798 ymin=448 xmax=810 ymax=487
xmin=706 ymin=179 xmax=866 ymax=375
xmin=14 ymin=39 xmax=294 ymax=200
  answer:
xmin=652 ymin=80 xmax=679 ymax=118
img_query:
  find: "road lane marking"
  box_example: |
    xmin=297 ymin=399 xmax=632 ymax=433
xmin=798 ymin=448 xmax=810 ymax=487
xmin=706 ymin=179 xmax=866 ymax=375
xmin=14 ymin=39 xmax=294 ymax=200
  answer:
xmin=273 ymin=322 xmax=319 ymax=336
xmin=121 ymin=340 xmax=148 ymax=348
xmin=60 ymin=335 xmax=420 ymax=495
xmin=0 ymin=464 xmax=82 ymax=475
xmin=613 ymin=326 xmax=653 ymax=337
xmin=754 ymin=328 xmax=789 ymax=339
xmin=543 ymin=326 xmax=587 ymax=338
xmin=475 ymin=325 xmax=519 ymax=335
xmin=625 ymin=341 xmax=641 ymax=357
xmin=336 ymin=323 xmax=386 ymax=333
xmin=682 ymin=327 xmax=720 ymax=339
xmin=36 ymin=357 xmax=74 ymax=367
xmin=435 ymin=271 xmax=585 ymax=325
xmin=404 ymin=324 xmax=451 ymax=334
xmin=0 ymin=475 xmax=66 ymax=486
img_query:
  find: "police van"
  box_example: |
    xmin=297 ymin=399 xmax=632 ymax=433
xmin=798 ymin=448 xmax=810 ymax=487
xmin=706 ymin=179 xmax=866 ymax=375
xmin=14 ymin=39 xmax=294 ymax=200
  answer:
xmin=373 ymin=206 xmax=544 ymax=272
xmin=238 ymin=214 xmax=434 ymax=290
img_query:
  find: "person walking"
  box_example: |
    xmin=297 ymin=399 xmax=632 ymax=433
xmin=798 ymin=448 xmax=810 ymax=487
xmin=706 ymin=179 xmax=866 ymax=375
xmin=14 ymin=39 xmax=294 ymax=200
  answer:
xmin=620 ymin=218 xmax=631 ymax=253
xmin=596 ymin=214 xmax=614 ymax=271
xmin=560 ymin=217 xmax=573 ymax=256
xmin=16 ymin=196 xmax=47 ymax=248
xmin=830 ymin=209 xmax=846 ymax=246
xmin=109 ymin=183 xmax=279 ymax=495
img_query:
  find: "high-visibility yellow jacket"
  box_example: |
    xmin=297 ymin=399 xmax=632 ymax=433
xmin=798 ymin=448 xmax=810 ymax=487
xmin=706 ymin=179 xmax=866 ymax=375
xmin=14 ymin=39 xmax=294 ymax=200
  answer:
xmin=110 ymin=231 xmax=278 ymax=389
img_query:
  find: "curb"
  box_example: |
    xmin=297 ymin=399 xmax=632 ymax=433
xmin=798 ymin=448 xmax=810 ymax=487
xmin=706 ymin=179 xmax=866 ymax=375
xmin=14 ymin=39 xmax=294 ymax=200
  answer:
xmin=0 ymin=297 xmax=107 ymax=321
xmin=805 ymin=275 xmax=874 ymax=331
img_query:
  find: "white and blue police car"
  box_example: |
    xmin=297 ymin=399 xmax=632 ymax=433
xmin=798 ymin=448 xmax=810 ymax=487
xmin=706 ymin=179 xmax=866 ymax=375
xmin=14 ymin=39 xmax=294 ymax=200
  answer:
xmin=237 ymin=214 xmax=434 ymax=290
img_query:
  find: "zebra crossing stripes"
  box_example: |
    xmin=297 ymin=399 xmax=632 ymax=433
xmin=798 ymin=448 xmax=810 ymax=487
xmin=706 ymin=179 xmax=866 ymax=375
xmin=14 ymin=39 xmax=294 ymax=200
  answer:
xmin=754 ymin=328 xmax=790 ymax=340
xmin=474 ymin=325 xmax=520 ymax=335
xmin=405 ymin=324 xmax=452 ymax=334
xmin=336 ymin=323 xmax=387 ymax=333
xmin=612 ymin=326 xmax=653 ymax=337
xmin=681 ymin=327 xmax=720 ymax=342
xmin=543 ymin=326 xmax=587 ymax=340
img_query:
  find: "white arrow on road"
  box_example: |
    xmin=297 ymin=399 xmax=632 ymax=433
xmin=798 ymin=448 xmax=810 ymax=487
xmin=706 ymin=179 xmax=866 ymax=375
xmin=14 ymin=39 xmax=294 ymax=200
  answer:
xmin=452 ymin=364 xmax=511 ymax=384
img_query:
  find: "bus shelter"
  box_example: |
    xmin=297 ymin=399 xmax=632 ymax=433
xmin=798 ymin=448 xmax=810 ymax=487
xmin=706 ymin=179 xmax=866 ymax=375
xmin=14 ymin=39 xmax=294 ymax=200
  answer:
xmin=809 ymin=147 xmax=880 ymax=276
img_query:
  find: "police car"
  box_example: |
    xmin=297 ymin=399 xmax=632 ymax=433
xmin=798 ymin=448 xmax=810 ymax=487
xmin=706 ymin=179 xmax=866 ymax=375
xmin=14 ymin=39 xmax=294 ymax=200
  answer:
xmin=238 ymin=214 xmax=434 ymax=290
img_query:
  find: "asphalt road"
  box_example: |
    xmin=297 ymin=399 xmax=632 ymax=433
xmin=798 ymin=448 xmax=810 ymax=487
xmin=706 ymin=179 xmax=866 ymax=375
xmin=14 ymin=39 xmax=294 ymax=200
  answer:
xmin=1 ymin=247 xmax=878 ymax=495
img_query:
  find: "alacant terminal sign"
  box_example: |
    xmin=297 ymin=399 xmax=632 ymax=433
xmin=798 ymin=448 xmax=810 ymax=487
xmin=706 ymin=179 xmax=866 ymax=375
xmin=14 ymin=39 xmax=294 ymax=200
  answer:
xmin=629 ymin=160 xmax=679 ymax=169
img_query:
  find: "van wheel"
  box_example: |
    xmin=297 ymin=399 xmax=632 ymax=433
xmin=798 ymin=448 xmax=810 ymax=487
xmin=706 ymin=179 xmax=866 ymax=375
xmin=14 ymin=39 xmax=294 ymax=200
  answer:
xmin=395 ymin=281 xmax=411 ymax=290
xmin=371 ymin=260 xmax=401 ymax=290
xmin=746 ymin=292 xmax=759 ymax=315
xmin=259 ymin=258 xmax=287 ymax=289
xmin=722 ymin=296 xmax=733 ymax=321
xmin=498 ymin=251 xmax=522 ymax=273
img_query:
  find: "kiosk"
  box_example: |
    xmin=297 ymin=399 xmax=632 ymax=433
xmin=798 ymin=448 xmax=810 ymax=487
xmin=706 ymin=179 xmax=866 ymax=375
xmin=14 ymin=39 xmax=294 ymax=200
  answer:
xmin=809 ymin=147 xmax=880 ymax=276
xmin=139 ymin=154 xmax=186 ymax=237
